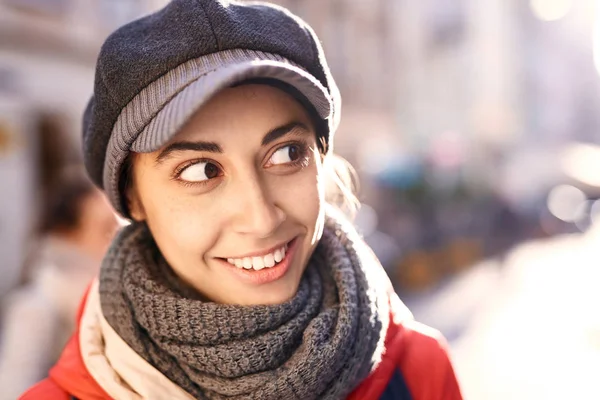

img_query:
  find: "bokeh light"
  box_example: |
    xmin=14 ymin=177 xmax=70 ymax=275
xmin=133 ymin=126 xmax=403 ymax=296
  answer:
xmin=530 ymin=0 xmax=573 ymax=21
xmin=560 ymin=143 xmax=600 ymax=188
xmin=546 ymin=184 xmax=587 ymax=222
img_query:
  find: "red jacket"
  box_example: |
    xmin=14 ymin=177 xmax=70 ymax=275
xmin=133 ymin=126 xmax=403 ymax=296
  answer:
xmin=21 ymin=288 xmax=462 ymax=400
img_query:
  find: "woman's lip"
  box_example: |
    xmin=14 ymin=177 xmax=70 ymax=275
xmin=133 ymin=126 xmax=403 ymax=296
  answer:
xmin=216 ymin=237 xmax=299 ymax=285
xmin=219 ymin=239 xmax=291 ymax=259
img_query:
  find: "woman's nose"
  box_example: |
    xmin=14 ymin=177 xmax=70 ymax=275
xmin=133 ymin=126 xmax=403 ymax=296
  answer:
xmin=230 ymin=176 xmax=286 ymax=238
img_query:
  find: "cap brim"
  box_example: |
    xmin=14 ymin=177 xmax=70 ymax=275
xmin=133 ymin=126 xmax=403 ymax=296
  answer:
xmin=131 ymin=60 xmax=332 ymax=153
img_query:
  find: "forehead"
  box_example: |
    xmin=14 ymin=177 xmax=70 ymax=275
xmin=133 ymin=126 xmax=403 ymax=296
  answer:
xmin=171 ymin=84 xmax=313 ymax=142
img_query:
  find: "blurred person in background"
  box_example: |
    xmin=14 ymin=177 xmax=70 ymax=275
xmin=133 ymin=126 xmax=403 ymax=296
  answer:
xmin=36 ymin=112 xmax=82 ymax=192
xmin=0 ymin=110 xmax=82 ymax=306
xmin=0 ymin=111 xmax=85 ymax=298
xmin=0 ymin=167 xmax=117 ymax=400
xmin=21 ymin=1 xmax=462 ymax=399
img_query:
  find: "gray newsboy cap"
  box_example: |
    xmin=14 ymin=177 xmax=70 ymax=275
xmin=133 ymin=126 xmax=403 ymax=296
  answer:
xmin=82 ymin=0 xmax=341 ymax=216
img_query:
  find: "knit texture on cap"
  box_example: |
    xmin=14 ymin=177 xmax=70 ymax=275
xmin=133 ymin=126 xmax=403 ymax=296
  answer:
xmin=83 ymin=0 xmax=340 ymax=194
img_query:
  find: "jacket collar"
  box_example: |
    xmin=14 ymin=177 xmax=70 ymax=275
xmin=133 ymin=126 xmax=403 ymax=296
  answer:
xmin=51 ymin=279 xmax=194 ymax=400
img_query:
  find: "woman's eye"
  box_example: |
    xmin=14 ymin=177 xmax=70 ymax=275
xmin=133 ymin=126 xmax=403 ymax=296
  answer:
xmin=269 ymin=144 xmax=301 ymax=165
xmin=179 ymin=161 xmax=221 ymax=182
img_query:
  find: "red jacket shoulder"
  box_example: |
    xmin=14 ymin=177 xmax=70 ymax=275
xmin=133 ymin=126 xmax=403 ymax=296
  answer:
xmin=20 ymin=378 xmax=70 ymax=400
xmin=349 ymin=318 xmax=463 ymax=400
xmin=398 ymin=321 xmax=463 ymax=400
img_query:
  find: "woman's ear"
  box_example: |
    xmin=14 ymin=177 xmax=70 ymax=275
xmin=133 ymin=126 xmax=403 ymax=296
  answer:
xmin=126 ymin=186 xmax=146 ymax=222
xmin=122 ymin=153 xmax=146 ymax=222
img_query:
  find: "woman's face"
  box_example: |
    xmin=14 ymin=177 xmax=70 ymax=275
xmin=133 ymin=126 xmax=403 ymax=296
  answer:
xmin=128 ymin=84 xmax=326 ymax=305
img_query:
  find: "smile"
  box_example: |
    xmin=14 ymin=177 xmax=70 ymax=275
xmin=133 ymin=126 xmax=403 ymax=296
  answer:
xmin=226 ymin=243 xmax=289 ymax=271
xmin=217 ymin=238 xmax=299 ymax=285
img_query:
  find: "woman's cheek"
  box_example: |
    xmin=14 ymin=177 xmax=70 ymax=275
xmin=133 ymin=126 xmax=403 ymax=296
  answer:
xmin=143 ymin=193 xmax=203 ymax=247
xmin=168 ymin=207 xmax=216 ymax=250
xmin=280 ymin=167 xmax=322 ymax=224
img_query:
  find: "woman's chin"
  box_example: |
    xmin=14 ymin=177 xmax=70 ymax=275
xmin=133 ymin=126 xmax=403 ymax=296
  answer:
xmin=218 ymin=278 xmax=300 ymax=306
xmin=258 ymin=289 xmax=298 ymax=305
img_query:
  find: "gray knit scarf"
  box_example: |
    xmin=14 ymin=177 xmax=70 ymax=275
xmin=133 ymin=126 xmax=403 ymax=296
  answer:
xmin=99 ymin=214 xmax=393 ymax=399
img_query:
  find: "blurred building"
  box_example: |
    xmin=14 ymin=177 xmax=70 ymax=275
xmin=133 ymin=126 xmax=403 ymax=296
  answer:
xmin=271 ymin=0 xmax=600 ymax=179
xmin=271 ymin=0 xmax=600 ymax=289
xmin=272 ymin=0 xmax=524 ymax=169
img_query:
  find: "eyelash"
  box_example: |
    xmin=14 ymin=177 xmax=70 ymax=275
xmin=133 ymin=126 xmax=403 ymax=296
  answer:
xmin=171 ymin=157 xmax=219 ymax=188
xmin=172 ymin=140 xmax=312 ymax=187
xmin=269 ymin=140 xmax=311 ymax=169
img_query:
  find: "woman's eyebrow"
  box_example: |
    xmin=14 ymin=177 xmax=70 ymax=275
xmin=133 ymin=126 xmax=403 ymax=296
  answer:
xmin=261 ymin=121 xmax=310 ymax=146
xmin=155 ymin=141 xmax=222 ymax=164
xmin=155 ymin=121 xmax=310 ymax=164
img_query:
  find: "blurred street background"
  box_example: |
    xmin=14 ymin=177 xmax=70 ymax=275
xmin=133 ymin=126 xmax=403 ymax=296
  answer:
xmin=1 ymin=0 xmax=600 ymax=398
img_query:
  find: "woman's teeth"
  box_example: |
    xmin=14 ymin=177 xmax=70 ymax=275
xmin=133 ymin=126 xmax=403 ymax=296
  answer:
xmin=227 ymin=245 xmax=287 ymax=271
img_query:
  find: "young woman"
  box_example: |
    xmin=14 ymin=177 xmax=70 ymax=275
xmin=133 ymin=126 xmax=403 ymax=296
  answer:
xmin=22 ymin=1 xmax=463 ymax=399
